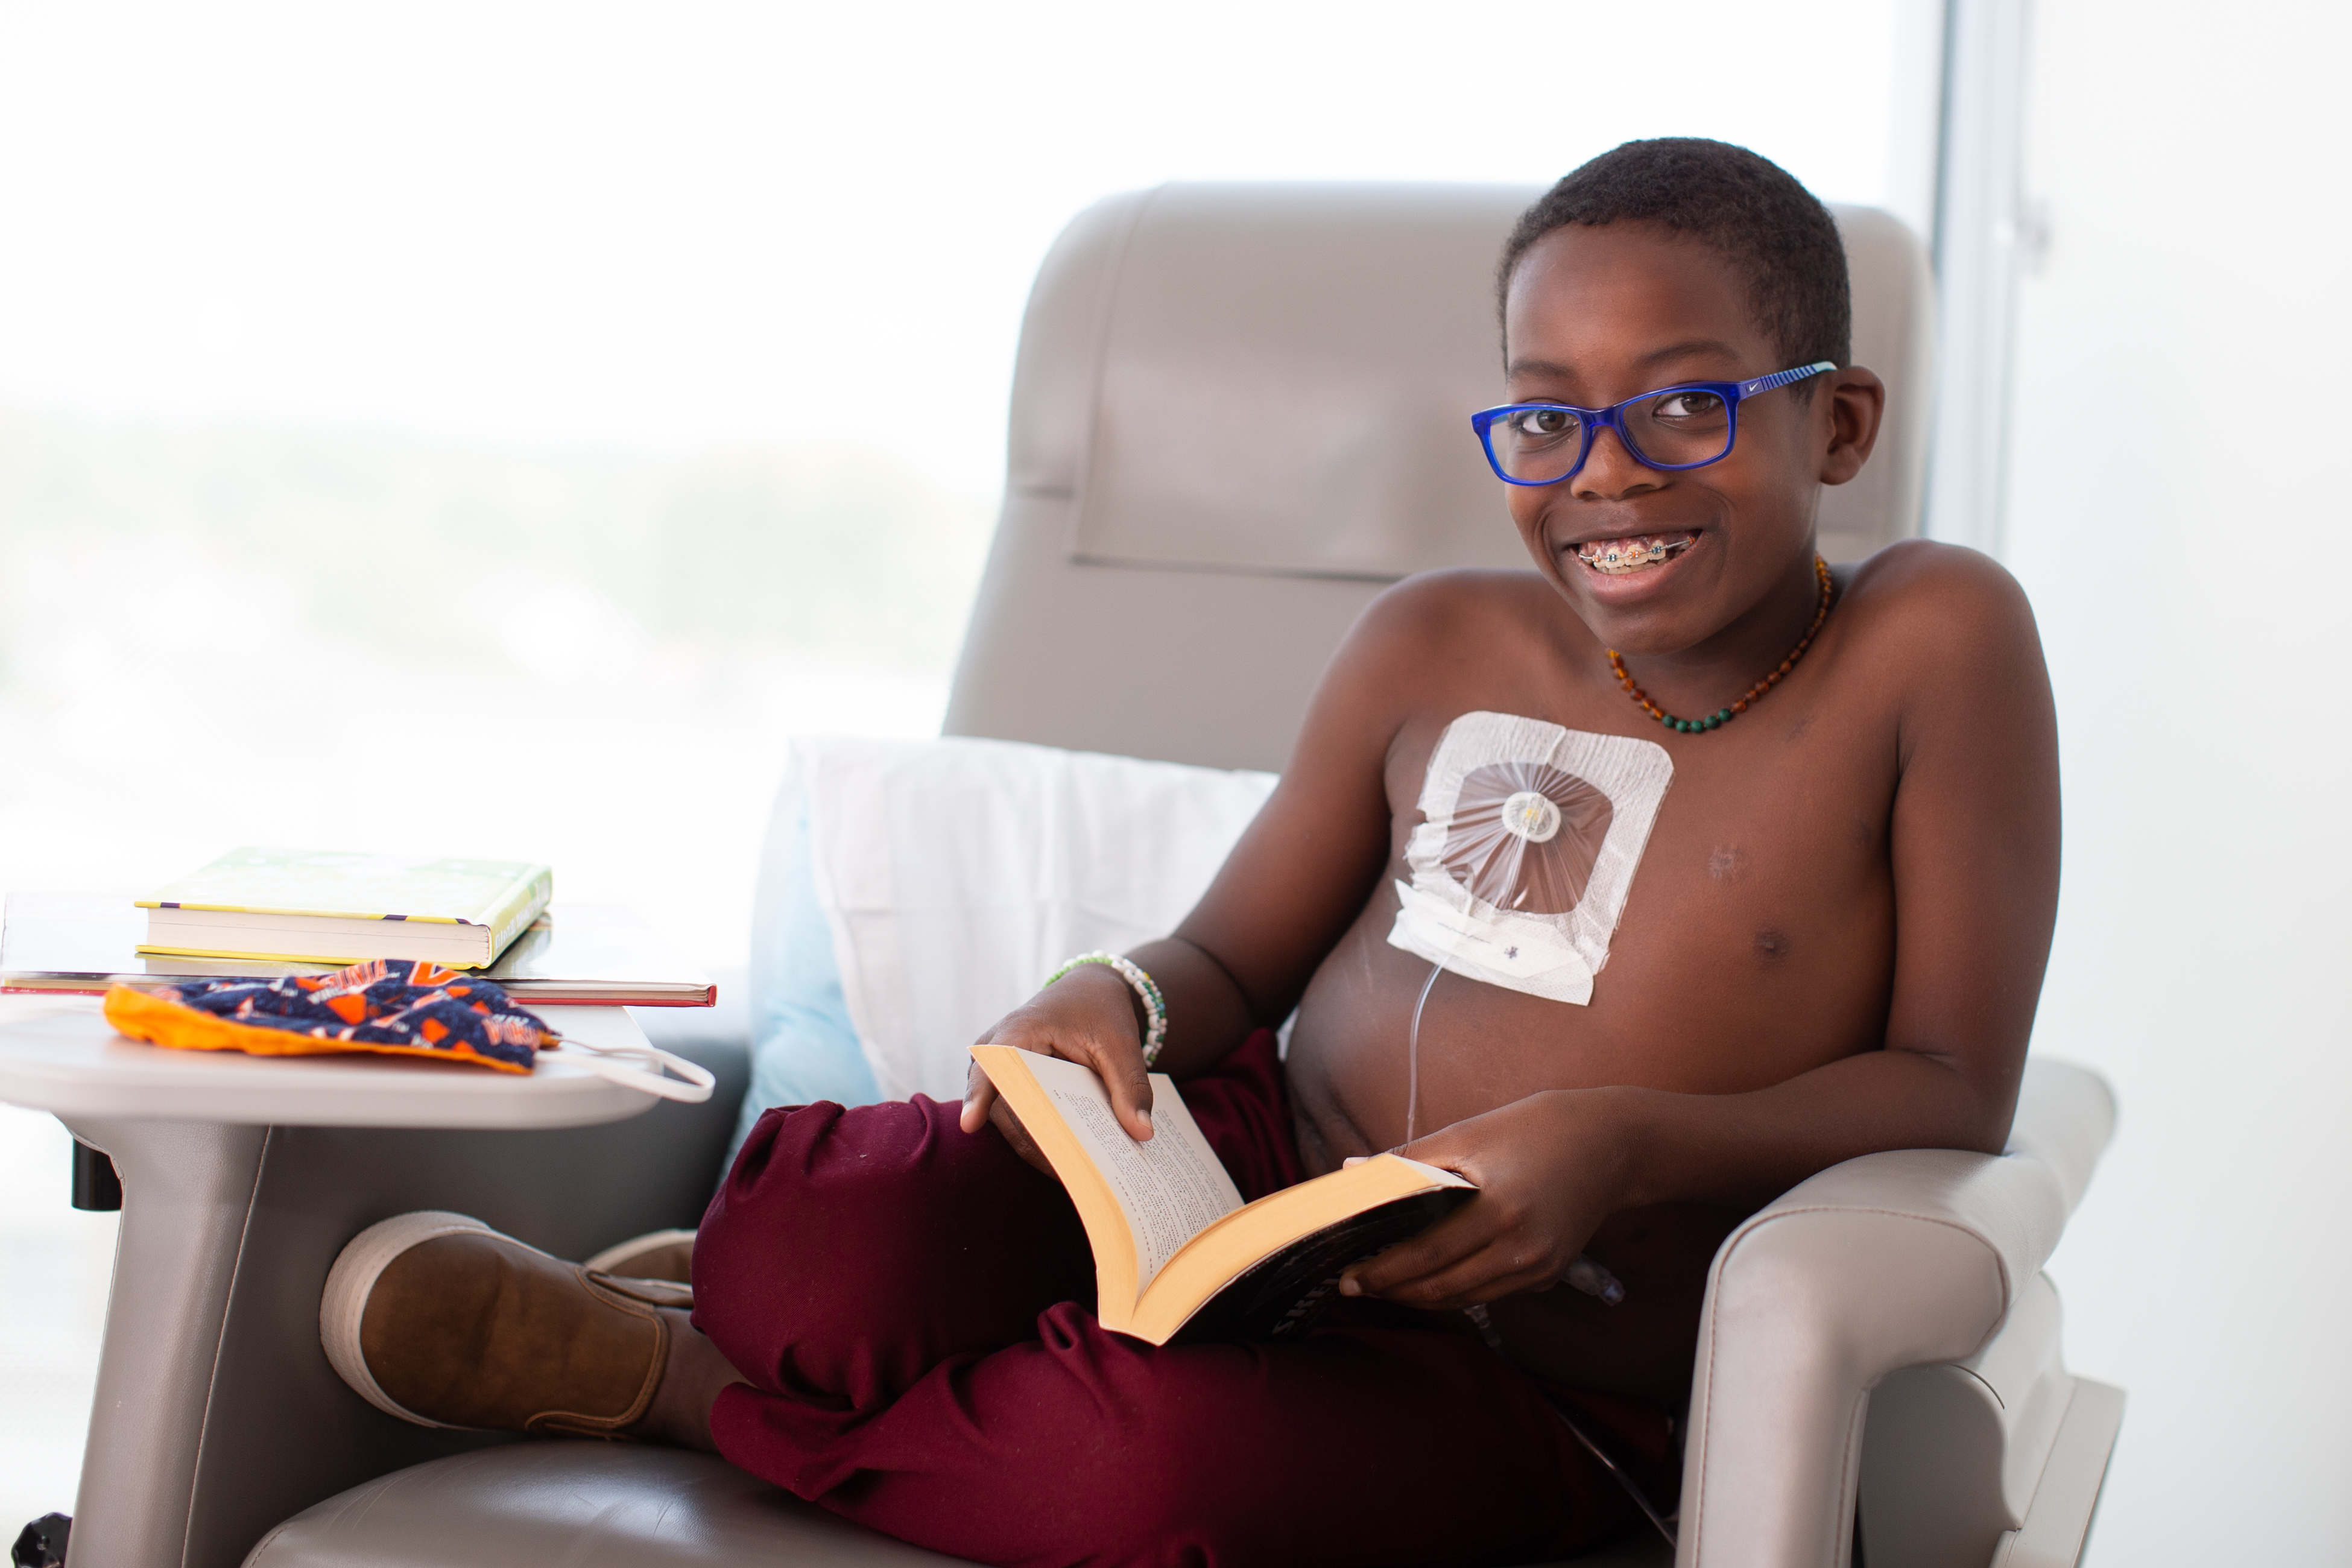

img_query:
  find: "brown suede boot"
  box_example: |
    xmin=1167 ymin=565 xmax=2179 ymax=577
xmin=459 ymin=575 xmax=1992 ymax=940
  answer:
xmin=320 ymin=1212 xmax=687 ymax=1436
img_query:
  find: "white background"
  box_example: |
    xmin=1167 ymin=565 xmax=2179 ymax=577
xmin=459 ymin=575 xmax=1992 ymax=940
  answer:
xmin=2008 ymin=1 xmax=2352 ymax=1558
xmin=0 ymin=1 xmax=2341 ymax=1561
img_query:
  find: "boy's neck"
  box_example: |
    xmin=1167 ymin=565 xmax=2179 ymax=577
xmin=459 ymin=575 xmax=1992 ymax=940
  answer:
xmin=1601 ymin=548 xmax=1831 ymax=718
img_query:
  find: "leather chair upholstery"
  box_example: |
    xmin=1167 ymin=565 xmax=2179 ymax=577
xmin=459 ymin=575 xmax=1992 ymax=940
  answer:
xmin=242 ymin=1446 xmax=1671 ymax=1567
xmin=244 ymin=1446 xmax=974 ymax=1568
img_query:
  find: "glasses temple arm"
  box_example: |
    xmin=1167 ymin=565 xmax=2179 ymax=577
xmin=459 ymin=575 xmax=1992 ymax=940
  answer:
xmin=1736 ymin=360 xmax=1839 ymax=398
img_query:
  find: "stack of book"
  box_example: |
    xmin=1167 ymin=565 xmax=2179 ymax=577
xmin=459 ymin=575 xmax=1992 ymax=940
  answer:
xmin=2 ymin=848 xmax=713 ymax=1007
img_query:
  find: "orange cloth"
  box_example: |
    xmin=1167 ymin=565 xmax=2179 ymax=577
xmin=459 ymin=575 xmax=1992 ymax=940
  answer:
xmin=102 ymin=959 xmax=552 ymax=1074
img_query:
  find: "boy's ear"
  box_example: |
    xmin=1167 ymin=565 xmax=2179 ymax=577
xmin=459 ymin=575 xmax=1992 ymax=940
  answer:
xmin=1818 ymin=367 xmax=1886 ymax=487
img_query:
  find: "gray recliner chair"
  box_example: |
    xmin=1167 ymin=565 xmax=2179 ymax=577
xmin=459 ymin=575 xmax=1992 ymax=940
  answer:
xmin=66 ymin=183 xmax=2116 ymax=1568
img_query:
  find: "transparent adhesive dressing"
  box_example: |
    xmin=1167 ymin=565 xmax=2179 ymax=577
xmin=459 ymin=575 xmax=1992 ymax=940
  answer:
xmin=1389 ymin=712 xmax=1673 ymax=1006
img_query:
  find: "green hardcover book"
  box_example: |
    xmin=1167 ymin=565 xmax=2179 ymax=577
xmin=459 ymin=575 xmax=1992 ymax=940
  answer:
xmin=135 ymin=849 xmax=554 ymax=969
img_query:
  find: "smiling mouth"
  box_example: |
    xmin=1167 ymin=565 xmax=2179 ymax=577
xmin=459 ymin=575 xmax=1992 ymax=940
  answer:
xmin=1573 ymin=531 xmax=1698 ymax=575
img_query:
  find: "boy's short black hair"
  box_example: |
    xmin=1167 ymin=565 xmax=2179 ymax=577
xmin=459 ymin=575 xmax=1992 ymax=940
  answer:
xmin=1499 ymin=138 xmax=1851 ymax=373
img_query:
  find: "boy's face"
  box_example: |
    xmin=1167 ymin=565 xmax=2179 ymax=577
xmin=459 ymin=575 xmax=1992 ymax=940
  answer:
xmin=1500 ymin=221 xmax=1882 ymax=657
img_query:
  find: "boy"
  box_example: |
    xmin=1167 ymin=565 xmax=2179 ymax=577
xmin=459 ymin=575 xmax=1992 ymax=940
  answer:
xmin=323 ymin=139 xmax=2059 ymax=1567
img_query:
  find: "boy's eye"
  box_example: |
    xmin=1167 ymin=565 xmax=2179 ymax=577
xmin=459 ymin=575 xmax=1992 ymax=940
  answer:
xmin=1510 ymin=408 xmax=1582 ymax=443
xmin=1649 ymin=390 xmax=1727 ymax=422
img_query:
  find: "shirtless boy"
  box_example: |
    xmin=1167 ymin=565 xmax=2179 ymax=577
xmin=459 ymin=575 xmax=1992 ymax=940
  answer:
xmin=323 ymin=139 xmax=2060 ymax=1567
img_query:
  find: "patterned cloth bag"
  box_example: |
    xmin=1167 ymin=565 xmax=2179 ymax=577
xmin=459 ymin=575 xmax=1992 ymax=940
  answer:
xmin=103 ymin=959 xmax=714 ymax=1101
xmin=104 ymin=959 xmax=558 ymax=1072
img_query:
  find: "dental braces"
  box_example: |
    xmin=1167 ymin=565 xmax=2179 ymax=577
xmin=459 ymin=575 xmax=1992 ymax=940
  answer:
xmin=1577 ymin=537 xmax=1692 ymax=574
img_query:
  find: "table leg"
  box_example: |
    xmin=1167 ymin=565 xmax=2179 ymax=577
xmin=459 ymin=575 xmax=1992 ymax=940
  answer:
xmin=58 ymin=1116 xmax=268 ymax=1568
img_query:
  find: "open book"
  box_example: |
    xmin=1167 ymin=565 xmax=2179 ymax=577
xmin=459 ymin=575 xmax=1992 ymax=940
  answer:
xmin=970 ymin=1044 xmax=1473 ymax=1345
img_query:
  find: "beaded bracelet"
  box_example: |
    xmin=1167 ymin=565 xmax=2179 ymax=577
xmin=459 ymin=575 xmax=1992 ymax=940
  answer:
xmin=1043 ymin=951 xmax=1168 ymax=1066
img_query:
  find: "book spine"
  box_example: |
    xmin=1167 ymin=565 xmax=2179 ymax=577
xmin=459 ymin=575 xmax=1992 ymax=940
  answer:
xmin=478 ymin=865 xmax=555 ymax=967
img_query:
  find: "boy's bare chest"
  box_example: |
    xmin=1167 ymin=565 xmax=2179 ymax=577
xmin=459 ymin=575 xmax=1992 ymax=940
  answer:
xmin=1286 ymin=672 xmax=1899 ymax=1163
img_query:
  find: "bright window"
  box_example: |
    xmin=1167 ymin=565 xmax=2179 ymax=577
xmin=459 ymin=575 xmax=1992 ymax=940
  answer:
xmin=0 ymin=3 xmax=1933 ymax=956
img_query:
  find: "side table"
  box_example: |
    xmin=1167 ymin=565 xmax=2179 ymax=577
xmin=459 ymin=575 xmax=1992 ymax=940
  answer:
xmin=0 ymin=996 xmax=736 ymax=1568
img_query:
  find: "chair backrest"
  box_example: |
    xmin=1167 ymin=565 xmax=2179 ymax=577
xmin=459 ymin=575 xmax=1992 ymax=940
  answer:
xmin=944 ymin=182 xmax=1933 ymax=773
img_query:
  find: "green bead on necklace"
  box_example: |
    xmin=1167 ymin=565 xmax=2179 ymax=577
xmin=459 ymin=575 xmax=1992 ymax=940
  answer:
xmin=1607 ymin=556 xmax=1836 ymax=734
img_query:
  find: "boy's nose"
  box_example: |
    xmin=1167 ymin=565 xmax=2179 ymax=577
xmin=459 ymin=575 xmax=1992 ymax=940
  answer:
xmin=1569 ymin=426 xmax=1664 ymax=502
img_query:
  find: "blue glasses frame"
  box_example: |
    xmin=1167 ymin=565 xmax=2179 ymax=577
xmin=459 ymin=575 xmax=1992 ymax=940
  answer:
xmin=1469 ymin=360 xmax=1837 ymax=487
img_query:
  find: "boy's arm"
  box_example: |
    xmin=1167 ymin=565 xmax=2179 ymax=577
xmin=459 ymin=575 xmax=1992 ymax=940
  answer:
xmin=1344 ymin=551 xmax=2063 ymax=1309
xmin=959 ymin=577 xmax=1440 ymax=1152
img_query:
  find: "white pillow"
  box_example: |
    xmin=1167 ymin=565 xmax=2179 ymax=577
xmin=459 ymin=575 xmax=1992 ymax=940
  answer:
xmin=751 ymin=736 xmax=1277 ymax=1106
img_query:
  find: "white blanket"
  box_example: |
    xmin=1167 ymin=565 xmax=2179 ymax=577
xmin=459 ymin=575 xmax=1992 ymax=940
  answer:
xmin=794 ymin=737 xmax=1278 ymax=1102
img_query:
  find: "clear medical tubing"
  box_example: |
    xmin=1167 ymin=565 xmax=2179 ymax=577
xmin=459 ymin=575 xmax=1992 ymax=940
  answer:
xmin=1403 ymin=759 xmax=1626 ymax=1304
xmin=1404 ymin=959 xmax=1442 ymax=1146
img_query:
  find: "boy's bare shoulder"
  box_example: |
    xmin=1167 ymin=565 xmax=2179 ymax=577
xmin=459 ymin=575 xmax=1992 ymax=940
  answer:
xmin=1282 ymin=568 xmax=1563 ymax=799
xmin=1299 ymin=569 xmax=1566 ymax=743
xmin=1323 ymin=568 xmax=1566 ymax=694
xmin=1841 ymin=539 xmax=2040 ymax=663
xmin=1838 ymin=540 xmax=2052 ymax=739
xmin=1348 ymin=567 xmax=1564 ymax=648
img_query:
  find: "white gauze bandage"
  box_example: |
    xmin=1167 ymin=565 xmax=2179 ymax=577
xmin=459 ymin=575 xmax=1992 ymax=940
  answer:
xmin=1386 ymin=711 xmax=1673 ymax=1006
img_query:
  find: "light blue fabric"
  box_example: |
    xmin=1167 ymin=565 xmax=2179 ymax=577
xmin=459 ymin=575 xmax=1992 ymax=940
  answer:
xmin=729 ymin=780 xmax=880 ymax=1169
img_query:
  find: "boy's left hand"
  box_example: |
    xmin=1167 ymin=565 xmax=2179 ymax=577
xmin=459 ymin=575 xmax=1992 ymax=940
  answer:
xmin=1337 ymin=1089 xmax=1628 ymax=1310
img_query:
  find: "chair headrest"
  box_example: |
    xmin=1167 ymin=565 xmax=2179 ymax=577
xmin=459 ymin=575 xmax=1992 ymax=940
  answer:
xmin=1009 ymin=181 xmax=1933 ymax=579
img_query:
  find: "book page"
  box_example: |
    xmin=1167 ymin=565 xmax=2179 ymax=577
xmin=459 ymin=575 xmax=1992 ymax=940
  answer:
xmin=1016 ymin=1052 xmax=1244 ymax=1290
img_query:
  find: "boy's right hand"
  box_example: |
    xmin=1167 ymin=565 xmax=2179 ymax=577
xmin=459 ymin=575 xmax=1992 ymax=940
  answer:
xmin=961 ymin=961 xmax=1156 ymax=1174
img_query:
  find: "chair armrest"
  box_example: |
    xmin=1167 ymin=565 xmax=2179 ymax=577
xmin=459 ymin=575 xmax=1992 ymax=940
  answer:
xmin=2000 ymin=1057 xmax=2117 ymax=1221
xmin=1674 ymin=1059 xmax=2116 ymax=1568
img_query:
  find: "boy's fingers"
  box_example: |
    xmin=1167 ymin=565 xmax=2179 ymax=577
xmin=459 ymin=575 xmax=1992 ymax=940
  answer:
xmin=1342 ymin=1221 xmax=1549 ymax=1309
xmin=1089 ymin=1042 xmax=1155 ymax=1140
xmin=968 ymin=1034 xmax=1152 ymax=1140
xmin=987 ymin=1097 xmax=1056 ymax=1175
xmin=1373 ymin=1245 xmax=1545 ymax=1310
xmin=959 ymin=1077 xmax=998 ymax=1135
xmin=1339 ymin=1203 xmax=1498 ymax=1297
xmin=1390 ymin=1128 xmax=1476 ymax=1177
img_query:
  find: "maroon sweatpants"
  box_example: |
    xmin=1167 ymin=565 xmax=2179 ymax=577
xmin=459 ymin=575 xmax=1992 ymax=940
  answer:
xmin=692 ymin=1031 xmax=1671 ymax=1568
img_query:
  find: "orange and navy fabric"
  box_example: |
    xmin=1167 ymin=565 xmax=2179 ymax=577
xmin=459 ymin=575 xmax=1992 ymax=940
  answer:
xmin=102 ymin=959 xmax=555 ymax=1074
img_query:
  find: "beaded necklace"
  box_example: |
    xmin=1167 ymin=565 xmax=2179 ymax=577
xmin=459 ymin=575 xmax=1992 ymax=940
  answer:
xmin=1608 ymin=555 xmax=1836 ymax=734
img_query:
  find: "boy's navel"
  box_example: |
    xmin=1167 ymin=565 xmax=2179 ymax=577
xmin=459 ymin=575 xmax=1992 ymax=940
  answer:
xmin=1753 ymin=929 xmax=1792 ymax=962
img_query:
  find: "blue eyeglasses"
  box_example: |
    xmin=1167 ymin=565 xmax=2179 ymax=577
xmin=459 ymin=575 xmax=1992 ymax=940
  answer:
xmin=1470 ymin=361 xmax=1836 ymax=487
